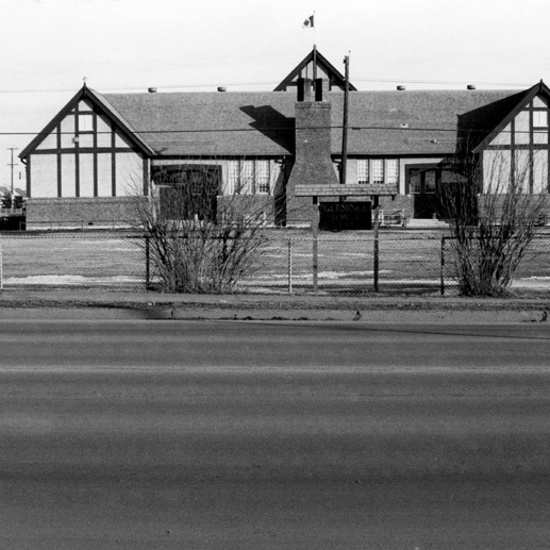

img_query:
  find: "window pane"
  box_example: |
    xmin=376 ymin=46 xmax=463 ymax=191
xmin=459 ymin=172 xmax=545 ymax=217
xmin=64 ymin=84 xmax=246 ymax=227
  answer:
xmin=239 ymin=160 xmax=254 ymax=195
xmin=385 ymin=159 xmax=399 ymax=184
xmin=425 ymin=171 xmax=436 ymax=193
xmin=228 ymin=160 xmax=239 ymax=194
xmin=371 ymin=160 xmax=384 ymax=184
xmin=409 ymin=173 xmax=421 ymax=194
xmin=357 ymin=160 xmax=369 ymax=184
xmin=256 ymin=160 xmax=270 ymax=194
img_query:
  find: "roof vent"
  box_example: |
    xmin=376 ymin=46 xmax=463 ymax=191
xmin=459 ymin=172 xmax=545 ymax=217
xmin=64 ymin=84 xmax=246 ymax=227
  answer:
xmin=148 ymin=87 xmax=157 ymax=93
xmin=217 ymin=86 xmax=227 ymax=92
xmin=467 ymin=84 xmax=476 ymax=90
xmin=397 ymin=85 xmax=406 ymax=91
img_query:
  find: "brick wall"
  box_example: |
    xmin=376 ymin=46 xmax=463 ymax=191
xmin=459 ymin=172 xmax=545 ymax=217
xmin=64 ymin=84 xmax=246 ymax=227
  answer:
xmin=26 ymin=195 xmax=281 ymax=230
xmin=26 ymin=197 xmax=144 ymax=229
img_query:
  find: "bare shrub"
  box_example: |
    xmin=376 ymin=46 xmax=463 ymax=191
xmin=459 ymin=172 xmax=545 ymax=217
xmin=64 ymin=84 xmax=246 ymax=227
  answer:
xmin=131 ymin=165 xmax=271 ymax=294
xmin=439 ymin=150 xmax=548 ymax=297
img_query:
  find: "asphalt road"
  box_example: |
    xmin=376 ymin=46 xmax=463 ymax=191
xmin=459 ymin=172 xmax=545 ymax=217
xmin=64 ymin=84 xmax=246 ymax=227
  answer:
xmin=1 ymin=320 xmax=549 ymax=549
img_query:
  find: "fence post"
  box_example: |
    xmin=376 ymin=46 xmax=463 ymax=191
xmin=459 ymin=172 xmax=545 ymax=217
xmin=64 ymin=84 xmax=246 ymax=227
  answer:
xmin=0 ymin=240 xmax=3 ymax=291
xmin=312 ymin=198 xmax=319 ymax=294
xmin=373 ymin=199 xmax=380 ymax=292
xmin=288 ymin=237 xmax=293 ymax=295
xmin=145 ymin=234 xmax=150 ymax=290
xmin=440 ymin=235 xmax=445 ymax=296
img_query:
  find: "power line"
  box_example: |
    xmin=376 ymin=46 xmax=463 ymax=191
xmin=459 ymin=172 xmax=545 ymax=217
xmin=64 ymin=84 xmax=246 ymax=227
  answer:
xmin=0 ymin=125 xmax=532 ymax=138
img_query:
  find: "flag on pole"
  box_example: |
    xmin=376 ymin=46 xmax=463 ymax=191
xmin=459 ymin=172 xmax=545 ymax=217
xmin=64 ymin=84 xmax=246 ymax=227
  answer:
xmin=302 ymin=15 xmax=314 ymax=28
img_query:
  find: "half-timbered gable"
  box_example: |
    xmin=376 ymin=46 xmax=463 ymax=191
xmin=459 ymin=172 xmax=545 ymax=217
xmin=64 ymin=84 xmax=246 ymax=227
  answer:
xmin=474 ymin=82 xmax=550 ymax=194
xmin=21 ymin=85 xmax=153 ymax=200
xmin=274 ymin=48 xmax=357 ymax=92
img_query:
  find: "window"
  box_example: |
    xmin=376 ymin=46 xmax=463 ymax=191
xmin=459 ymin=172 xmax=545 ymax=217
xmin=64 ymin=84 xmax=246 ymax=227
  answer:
xmin=256 ymin=160 xmax=270 ymax=194
xmin=239 ymin=161 xmax=254 ymax=194
xmin=371 ymin=160 xmax=384 ymax=183
xmin=227 ymin=160 xmax=271 ymax=195
xmin=385 ymin=159 xmax=399 ymax=184
xmin=424 ymin=171 xmax=436 ymax=194
xmin=409 ymin=173 xmax=422 ymax=194
xmin=357 ymin=159 xmax=399 ymax=185
xmin=357 ymin=159 xmax=369 ymax=184
xmin=228 ymin=161 xmax=240 ymax=193
xmin=533 ymin=110 xmax=548 ymax=128
xmin=78 ymin=113 xmax=94 ymax=133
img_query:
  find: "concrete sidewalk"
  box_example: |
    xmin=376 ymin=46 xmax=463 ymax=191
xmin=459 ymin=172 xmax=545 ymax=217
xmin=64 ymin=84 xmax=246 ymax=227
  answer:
xmin=1 ymin=288 xmax=549 ymax=323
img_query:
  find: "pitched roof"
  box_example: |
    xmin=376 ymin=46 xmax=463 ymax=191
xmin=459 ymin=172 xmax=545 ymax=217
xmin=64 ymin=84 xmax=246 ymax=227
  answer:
xmin=274 ymin=48 xmax=357 ymax=92
xmin=20 ymin=81 xmax=534 ymax=159
xmin=100 ymin=87 xmax=528 ymax=157
xmin=329 ymin=88 xmax=528 ymax=156
xmin=101 ymin=91 xmax=296 ymax=157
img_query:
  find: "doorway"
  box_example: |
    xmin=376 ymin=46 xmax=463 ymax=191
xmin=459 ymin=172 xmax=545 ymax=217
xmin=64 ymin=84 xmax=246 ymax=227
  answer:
xmin=405 ymin=166 xmax=441 ymax=219
xmin=153 ymin=165 xmax=221 ymax=222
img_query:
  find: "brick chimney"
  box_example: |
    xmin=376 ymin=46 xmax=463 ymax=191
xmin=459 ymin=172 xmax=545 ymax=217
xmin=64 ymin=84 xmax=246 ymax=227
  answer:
xmin=286 ymin=78 xmax=338 ymax=224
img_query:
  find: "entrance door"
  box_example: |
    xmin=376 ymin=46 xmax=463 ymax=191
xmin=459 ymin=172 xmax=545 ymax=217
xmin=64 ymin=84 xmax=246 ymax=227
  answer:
xmin=406 ymin=166 xmax=439 ymax=219
xmin=153 ymin=165 xmax=221 ymax=222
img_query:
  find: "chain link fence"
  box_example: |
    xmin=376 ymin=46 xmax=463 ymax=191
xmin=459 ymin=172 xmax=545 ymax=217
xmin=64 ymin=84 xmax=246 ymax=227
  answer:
xmin=0 ymin=229 xmax=549 ymax=295
xmin=0 ymin=232 xmax=146 ymax=290
xmin=241 ymin=231 xmax=445 ymax=295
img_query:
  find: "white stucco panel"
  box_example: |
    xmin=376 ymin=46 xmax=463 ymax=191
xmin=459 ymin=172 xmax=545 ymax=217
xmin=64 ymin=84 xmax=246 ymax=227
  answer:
xmin=31 ymin=154 xmax=57 ymax=197
xmin=483 ymin=150 xmax=511 ymax=193
xmin=96 ymin=115 xmax=112 ymax=148
xmin=35 ymin=130 xmax=57 ymax=150
xmin=61 ymin=154 xmax=76 ymax=197
xmin=97 ymin=153 xmax=113 ymax=196
xmin=79 ymin=154 xmax=95 ymax=197
xmin=116 ymin=152 xmax=143 ymax=196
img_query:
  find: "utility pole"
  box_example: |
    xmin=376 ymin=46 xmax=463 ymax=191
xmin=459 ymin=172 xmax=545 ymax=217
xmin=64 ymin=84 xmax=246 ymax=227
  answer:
xmin=7 ymin=148 xmax=18 ymax=213
xmin=341 ymin=55 xmax=350 ymax=185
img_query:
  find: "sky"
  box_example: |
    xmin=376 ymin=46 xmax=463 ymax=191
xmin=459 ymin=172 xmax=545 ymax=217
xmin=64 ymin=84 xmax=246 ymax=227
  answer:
xmin=1 ymin=0 xmax=550 ymax=190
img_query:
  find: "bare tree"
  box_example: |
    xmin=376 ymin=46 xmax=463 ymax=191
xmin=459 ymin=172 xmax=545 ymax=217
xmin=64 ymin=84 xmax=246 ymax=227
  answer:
xmin=131 ymin=163 xmax=272 ymax=293
xmin=438 ymin=149 xmax=548 ymax=296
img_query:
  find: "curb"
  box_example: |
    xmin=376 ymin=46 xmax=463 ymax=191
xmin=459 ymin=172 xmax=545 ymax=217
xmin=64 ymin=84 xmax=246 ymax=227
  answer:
xmin=1 ymin=290 xmax=550 ymax=323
